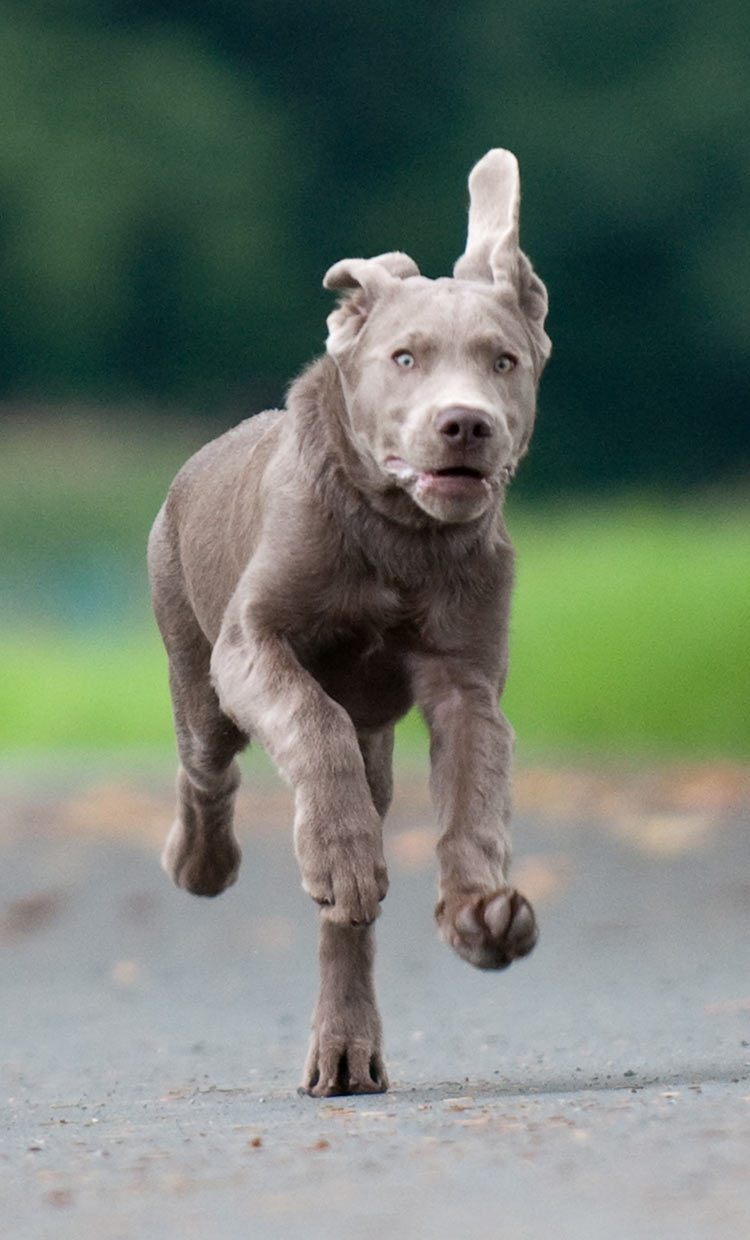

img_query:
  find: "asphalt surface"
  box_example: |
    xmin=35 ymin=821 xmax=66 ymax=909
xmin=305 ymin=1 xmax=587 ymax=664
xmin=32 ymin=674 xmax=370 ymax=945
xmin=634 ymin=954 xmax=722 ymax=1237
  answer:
xmin=1 ymin=758 xmax=749 ymax=1239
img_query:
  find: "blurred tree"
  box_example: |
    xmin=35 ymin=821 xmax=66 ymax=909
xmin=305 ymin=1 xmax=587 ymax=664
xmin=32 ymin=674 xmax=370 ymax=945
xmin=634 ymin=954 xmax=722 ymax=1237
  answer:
xmin=0 ymin=0 xmax=747 ymax=490
xmin=0 ymin=3 xmax=303 ymax=399
xmin=452 ymin=0 xmax=750 ymax=489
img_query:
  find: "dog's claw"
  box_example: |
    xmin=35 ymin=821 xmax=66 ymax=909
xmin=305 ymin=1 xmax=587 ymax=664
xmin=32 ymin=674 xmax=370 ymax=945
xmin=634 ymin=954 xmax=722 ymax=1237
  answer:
xmin=302 ymin=1036 xmax=388 ymax=1097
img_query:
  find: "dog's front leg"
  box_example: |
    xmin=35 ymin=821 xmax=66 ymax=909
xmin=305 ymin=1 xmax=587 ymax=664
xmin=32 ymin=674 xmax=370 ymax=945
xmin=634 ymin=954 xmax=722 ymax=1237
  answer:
xmin=302 ymin=921 xmax=387 ymax=1096
xmin=211 ymin=614 xmax=388 ymax=926
xmin=300 ymin=726 xmax=393 ymax=1096
xmin=415 ymin=657 xmax=538 ymax=970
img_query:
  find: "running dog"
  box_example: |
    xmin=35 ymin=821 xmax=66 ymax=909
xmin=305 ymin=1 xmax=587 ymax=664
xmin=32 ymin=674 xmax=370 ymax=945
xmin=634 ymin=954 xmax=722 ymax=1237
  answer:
xmin=148 ymin=149 xmax=551 ymax=1096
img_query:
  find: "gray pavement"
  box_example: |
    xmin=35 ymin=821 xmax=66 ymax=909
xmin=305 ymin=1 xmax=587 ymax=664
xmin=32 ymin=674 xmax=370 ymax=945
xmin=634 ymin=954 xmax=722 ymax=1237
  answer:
xmin=1 ymin=759 xmax=749 ymax=1239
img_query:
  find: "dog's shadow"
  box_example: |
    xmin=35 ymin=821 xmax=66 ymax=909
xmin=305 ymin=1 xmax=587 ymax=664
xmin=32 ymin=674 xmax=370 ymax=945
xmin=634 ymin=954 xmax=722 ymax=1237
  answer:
xmin=382 ymin=1061 xmax=749 ymax=1105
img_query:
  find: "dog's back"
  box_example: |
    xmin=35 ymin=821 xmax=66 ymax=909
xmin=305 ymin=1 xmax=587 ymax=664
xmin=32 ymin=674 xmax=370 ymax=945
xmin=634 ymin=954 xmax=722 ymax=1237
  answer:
xmin=149 ymin=407 xmax=285 ymax=643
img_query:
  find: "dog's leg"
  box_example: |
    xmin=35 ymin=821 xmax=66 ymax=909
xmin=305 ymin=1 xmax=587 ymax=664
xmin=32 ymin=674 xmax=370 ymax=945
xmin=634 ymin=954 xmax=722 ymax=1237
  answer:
xmin=357 ymin=725 xmax=394 ymax=819
xmin=416 ymin=659 xmax=538 ymax=970
xmin=161 ymin=640 xmax=248 ymax=897
xmin=212 ymin=620 xmax=388 ymax=926
xmin=302 ymin=922 xmax=388 ymax=1096
xmin=150 ymin=508 xmax=247 ymax=896
xmin=302 ymin=727 xmax=393 ymax=1096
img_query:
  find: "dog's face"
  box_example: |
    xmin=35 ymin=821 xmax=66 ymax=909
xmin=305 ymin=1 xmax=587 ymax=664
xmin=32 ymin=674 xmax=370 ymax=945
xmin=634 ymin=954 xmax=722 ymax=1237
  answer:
xmin=324 ymin=151 xmax=551 ymax=525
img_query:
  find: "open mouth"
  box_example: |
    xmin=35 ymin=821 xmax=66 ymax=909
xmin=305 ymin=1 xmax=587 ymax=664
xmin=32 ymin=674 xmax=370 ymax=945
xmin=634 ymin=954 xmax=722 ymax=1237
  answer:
xmin=384 ymin=456 xmax=491 ymax=500
xmin=432 ymin=465 xmax=484 ymax=480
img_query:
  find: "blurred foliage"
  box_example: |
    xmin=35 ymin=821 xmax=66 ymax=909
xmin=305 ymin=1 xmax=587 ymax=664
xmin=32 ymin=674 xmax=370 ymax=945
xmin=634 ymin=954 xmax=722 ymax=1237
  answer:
xmin=1 ymin=418 xmax=748 ymax=756
xmin=0 ymin=0 xmax=748 ymax=489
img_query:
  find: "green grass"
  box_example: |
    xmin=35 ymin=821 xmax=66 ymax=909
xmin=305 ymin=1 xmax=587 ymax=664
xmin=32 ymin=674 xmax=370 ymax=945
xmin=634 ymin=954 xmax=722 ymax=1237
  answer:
xmin=1 ymin=418 xmax=748 ymax=757
xmin=503 ymin=499 xmax=750 ymax=757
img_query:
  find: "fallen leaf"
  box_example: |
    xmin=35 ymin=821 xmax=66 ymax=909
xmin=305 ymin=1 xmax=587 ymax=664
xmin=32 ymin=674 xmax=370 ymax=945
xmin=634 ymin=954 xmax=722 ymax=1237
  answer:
xmin=1 ymin=890 xmax=67 ymax=942
xmin=111 ymin=960 xmax=141 ymax=988
xmin=705 ymin=997 xmax=750 ymax=1015
xmin=612 ymin=814 xmax=714 ymax=856
xmin=443 ymin=1097 xmax=475 ymax=1111
xmin=43 ymin=1190 xmax=73 ymax=1208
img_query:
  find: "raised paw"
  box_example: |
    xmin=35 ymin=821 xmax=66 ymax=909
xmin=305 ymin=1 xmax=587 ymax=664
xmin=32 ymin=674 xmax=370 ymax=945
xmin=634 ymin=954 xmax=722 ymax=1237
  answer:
xmin=436 ymin=887 xmax=538 ymax=970
xmin=301 ymin=1030 xmax=389 ymax=1098
xmin=161 ymin=819 xmax=241 ymax=897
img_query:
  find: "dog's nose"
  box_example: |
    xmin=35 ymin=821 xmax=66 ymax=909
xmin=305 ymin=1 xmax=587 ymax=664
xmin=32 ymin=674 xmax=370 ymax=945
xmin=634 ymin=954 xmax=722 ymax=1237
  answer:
xmin=435 ymin=407 xmax=493 ymax=446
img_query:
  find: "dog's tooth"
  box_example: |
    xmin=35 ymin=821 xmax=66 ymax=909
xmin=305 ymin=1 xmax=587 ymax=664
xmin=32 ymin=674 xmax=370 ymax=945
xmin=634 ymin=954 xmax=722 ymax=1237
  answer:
xmin=484 ymin=893 xmax=512 ymax=937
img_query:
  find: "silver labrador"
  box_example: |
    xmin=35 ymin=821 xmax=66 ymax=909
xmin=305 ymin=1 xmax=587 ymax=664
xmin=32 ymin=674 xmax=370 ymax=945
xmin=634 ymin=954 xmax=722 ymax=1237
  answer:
xmin=148 ymin=149 xmax=552 ymax=1096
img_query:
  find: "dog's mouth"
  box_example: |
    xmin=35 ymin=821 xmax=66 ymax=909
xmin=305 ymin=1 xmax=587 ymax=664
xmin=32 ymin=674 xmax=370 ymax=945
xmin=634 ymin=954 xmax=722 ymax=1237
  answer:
xmin=384 ymin=456 xmax=494 ymax=499
xmin=433 ymin=465 xmax=484 ymax=480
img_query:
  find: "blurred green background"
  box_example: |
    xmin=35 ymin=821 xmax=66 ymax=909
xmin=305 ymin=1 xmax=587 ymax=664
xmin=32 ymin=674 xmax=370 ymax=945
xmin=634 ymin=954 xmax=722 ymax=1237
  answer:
xmin=0 ymin=0 xmax=748 ymax=758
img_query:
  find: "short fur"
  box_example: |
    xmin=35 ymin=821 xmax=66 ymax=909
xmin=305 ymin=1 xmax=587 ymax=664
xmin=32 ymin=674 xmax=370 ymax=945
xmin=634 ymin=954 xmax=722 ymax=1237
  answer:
xmin=148 ymin=149 xmax=551 ymax=1096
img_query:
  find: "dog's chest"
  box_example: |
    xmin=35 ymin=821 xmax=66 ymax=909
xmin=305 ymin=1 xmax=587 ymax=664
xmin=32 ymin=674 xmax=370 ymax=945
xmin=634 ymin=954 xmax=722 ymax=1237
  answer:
xmin=290 ymin=578 xmax=425 ymax=730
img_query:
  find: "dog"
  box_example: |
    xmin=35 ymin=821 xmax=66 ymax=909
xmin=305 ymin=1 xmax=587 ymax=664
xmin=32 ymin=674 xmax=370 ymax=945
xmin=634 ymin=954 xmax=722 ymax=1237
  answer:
xmin=148 ymin=149 xmax=551 ymax=1097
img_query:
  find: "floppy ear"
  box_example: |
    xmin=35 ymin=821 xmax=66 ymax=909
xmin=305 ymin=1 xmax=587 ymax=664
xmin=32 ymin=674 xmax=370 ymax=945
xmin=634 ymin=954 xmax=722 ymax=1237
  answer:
xmin=454 ymin=150 xmax=551 ymax=366
xmin=516 ymin=251 xmax=551 ymax=366
xmin=323 ymin=251 xmax=420 ymax=356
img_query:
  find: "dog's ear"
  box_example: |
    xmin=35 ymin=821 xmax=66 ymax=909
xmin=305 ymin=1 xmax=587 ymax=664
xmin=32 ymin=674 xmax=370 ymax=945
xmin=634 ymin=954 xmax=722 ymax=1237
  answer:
xmin=324 ymin=251 xmax=419 ymax=292
xmin=454 ymin=149 xmax=520 ymax=287
xmin=323 ymin=251 xmax=420 ymax=356
xmin=454 ymin=150 xmax=551 ymax=367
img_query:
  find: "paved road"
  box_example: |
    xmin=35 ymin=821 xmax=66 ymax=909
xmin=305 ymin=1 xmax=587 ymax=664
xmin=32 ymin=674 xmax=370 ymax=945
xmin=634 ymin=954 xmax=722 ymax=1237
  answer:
xmin=1 ymin=760 xmax=749 ymax=1239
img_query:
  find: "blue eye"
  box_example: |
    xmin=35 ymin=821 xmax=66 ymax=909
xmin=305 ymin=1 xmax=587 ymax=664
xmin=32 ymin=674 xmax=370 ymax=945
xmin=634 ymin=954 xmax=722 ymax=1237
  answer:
xmin=494 ymin=354 xmax=516 ymax=373
xmin=392 ymin=350 xmax=415 ymax=369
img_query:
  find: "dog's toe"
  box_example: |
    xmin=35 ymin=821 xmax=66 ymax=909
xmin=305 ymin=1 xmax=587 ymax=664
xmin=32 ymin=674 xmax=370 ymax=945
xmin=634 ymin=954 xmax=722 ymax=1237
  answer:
xmin=302 ymin=1038 xmax=388 ymax=1098
xmin=304 ymin=856 xmax=388 ymax=926
xmin=437 ymin=887 xmax=538 ymax=970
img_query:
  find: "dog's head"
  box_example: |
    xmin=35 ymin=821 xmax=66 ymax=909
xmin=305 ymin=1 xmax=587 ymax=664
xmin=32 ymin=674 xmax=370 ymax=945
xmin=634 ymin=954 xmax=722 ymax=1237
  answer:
xmin=323 ymin=150 xmax=551 ymax=524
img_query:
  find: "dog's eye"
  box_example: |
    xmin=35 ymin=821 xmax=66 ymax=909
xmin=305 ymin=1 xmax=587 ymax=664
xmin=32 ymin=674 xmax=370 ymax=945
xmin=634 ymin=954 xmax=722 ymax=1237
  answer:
xmin=392 ymin=350 xmax=415 ymax=369
xmin=494 ymin=354 xmax=516 ymax=373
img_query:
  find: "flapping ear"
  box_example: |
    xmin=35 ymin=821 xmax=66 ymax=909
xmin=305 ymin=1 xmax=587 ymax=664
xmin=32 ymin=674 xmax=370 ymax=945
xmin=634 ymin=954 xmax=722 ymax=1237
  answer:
xmin=454 ymin=150 xmax=551 ymax=367
xmin=454 ymin=149 xmax=520 ymax=288
xmin=323 ymin=251 xmax=420 ymax=356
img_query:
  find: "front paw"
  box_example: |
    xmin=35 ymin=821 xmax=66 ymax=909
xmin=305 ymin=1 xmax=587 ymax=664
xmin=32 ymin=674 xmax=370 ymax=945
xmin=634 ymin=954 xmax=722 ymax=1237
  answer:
xmin=161 ymin=819 xmax=242 ymax=897
xmin=296 ymin=811 xmax=388 ymax=926
xmin=301 ymin=1013 xmax=389 ymax=1097
xmin=436 ymin=887 xmax=538 ymax=970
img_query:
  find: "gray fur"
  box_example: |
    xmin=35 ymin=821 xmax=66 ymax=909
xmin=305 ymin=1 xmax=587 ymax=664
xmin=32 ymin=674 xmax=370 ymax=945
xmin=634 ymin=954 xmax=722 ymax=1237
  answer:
xmin=148 ymin=149 xmax=551 ymax=1096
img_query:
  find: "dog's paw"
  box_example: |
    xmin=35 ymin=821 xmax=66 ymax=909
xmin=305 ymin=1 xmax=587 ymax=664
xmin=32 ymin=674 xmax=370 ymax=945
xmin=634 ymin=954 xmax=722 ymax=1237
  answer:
xmin=436 ymin=888 xmax=538 ymax=970
xmin=297 ymin=816 xmax=388 ymax=925
xmin=301 ymin=1029 xmax=389 ymax=1098
xmin=304 ymin=850 xmax=389 ymax=925
xmin=161 ymin=819 xmax=241 ymax=897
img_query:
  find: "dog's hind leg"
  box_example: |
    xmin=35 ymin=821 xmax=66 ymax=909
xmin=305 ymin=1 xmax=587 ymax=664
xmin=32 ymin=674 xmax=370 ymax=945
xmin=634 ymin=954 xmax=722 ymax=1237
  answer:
xmin=301 ymin=726 xmax=392 ymax=1096
xmin=162 ymin=636 xmax=248 ymax=896
xmin=357 ymin=725 xmax=394 ymax=820
xmin=149 ymin=509 xmax=248 ymax=897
